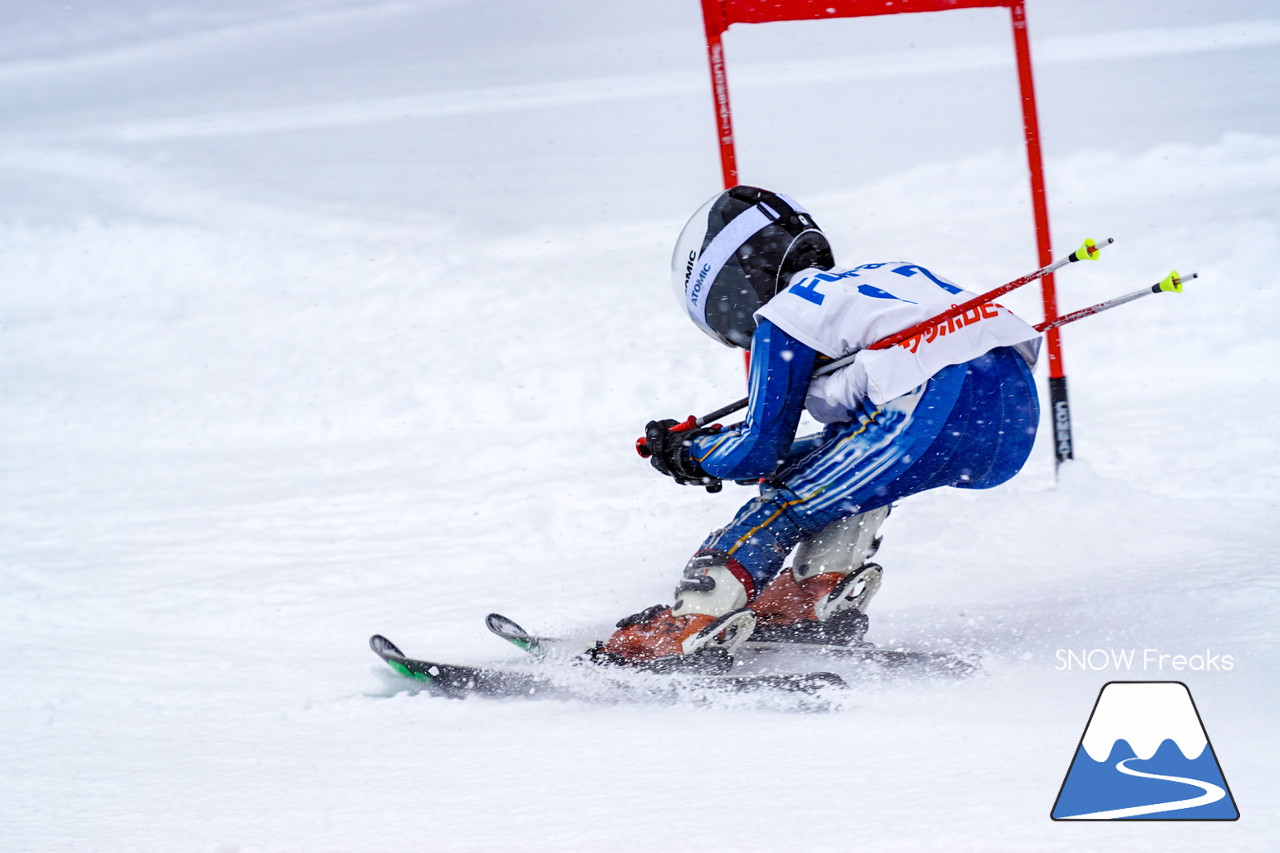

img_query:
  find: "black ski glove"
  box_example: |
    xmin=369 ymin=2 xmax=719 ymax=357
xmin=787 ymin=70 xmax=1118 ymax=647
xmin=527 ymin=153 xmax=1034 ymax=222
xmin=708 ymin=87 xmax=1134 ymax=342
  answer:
xmin=638 ymin=416 xmax=723 ymax=493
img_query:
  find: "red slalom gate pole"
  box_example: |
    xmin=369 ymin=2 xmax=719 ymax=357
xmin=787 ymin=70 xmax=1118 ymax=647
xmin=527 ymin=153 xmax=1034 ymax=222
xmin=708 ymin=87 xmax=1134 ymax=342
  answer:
xmin=694 ymin=0 xmax=1073 ymax=468
xmin=1009 ymin=0 xmax=1073 ymax=470
xmin=700 ymin=0 xmax=738 ymax=191
xmin=699 ymin=0 xmax=749 ymax=375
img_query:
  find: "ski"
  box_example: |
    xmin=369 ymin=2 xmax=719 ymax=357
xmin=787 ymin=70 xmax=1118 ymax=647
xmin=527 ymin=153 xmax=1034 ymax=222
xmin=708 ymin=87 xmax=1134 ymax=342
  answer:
xmin=483 ymin=612 xmax=573 ymax=660
xmin=739 ymin=639 xmax=978 ymax=676
xmin=370 ymin=634 xmax=847 ymax=704
xmin=484 ymin=613 xmax=978 ymax=677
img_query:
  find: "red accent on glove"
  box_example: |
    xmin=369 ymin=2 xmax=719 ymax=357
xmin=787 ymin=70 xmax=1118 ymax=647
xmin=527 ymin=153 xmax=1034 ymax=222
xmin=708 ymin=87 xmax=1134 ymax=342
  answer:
xmin=669 ymin=415 xmax=699 ymax=432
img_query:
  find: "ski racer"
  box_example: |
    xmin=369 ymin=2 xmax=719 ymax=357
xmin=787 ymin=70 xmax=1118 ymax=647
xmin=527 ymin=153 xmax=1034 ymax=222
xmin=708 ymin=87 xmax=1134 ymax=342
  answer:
xmin=592 ymin=186 xmax=1043 ymax=670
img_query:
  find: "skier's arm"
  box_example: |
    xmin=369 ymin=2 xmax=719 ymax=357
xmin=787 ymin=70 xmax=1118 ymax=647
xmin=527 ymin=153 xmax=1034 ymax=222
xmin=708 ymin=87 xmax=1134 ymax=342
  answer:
xmin=688 ymin=319 xmax=817 ymax=481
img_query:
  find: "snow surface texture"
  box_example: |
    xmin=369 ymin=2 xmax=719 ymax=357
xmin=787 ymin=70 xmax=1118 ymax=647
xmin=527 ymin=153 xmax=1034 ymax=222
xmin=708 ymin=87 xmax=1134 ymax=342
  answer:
xmin=2 ymin=1 xmax=1278 ymax=850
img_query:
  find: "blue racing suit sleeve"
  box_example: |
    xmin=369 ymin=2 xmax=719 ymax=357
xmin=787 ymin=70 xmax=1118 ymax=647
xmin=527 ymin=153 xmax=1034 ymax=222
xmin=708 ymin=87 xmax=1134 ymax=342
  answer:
xmin=688 ymin=319 xmax=817 ymax=481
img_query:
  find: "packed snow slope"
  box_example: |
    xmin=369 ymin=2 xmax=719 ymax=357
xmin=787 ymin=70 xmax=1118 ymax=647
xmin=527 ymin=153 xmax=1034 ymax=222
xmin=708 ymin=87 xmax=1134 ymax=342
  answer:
xmin=2 ymin=1 xmax=1278 ymax=850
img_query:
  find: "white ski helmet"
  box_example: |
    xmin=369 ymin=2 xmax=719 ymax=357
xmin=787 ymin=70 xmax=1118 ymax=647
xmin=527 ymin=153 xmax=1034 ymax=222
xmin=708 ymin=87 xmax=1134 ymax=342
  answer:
xmin=671 ymin=185 xmax=834 ymax=349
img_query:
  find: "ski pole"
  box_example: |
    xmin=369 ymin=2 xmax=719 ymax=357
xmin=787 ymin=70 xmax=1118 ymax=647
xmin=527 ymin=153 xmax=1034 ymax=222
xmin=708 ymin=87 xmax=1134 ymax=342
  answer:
xmin=663 ymin=237 xmax=1112 ymax=432
xmin=1035 ymin=270 xmax=1192 ymax=333
xmin=866 ymin=237 xmax=1111 ymax=352
xmin=683 ymin=269 xmax=1193 ymax=435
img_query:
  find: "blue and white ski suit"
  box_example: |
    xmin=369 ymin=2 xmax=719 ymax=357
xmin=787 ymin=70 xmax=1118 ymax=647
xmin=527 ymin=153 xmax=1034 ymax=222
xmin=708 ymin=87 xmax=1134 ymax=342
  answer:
xmin=685 ymin=261 xmax=1042 ymax=595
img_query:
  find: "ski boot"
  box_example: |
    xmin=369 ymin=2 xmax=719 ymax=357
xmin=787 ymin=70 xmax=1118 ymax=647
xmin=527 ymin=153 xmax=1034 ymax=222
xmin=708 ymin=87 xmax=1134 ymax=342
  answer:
xmin=750 ymin=507 xmax=889 ymax=647
xmin=587 ymin=551 xmax=757 ymax=674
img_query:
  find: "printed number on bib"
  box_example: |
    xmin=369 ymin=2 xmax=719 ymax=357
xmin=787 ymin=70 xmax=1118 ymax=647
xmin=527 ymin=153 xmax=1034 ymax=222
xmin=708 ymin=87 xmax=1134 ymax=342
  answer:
xmin=787 ymin=263 xmax=963 ymax=307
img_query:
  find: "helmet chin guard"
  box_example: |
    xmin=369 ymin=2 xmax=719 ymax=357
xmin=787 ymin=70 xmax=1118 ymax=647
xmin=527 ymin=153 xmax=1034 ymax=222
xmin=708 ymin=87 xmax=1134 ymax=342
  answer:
xmin=671 ymin=186 xmax=834 ymax=349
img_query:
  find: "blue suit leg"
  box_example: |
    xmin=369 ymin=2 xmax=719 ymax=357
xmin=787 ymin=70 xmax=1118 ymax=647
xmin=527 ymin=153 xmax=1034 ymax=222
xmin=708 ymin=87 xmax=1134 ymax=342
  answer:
xmin=698 ymin=366 xmax=967 ymax=590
